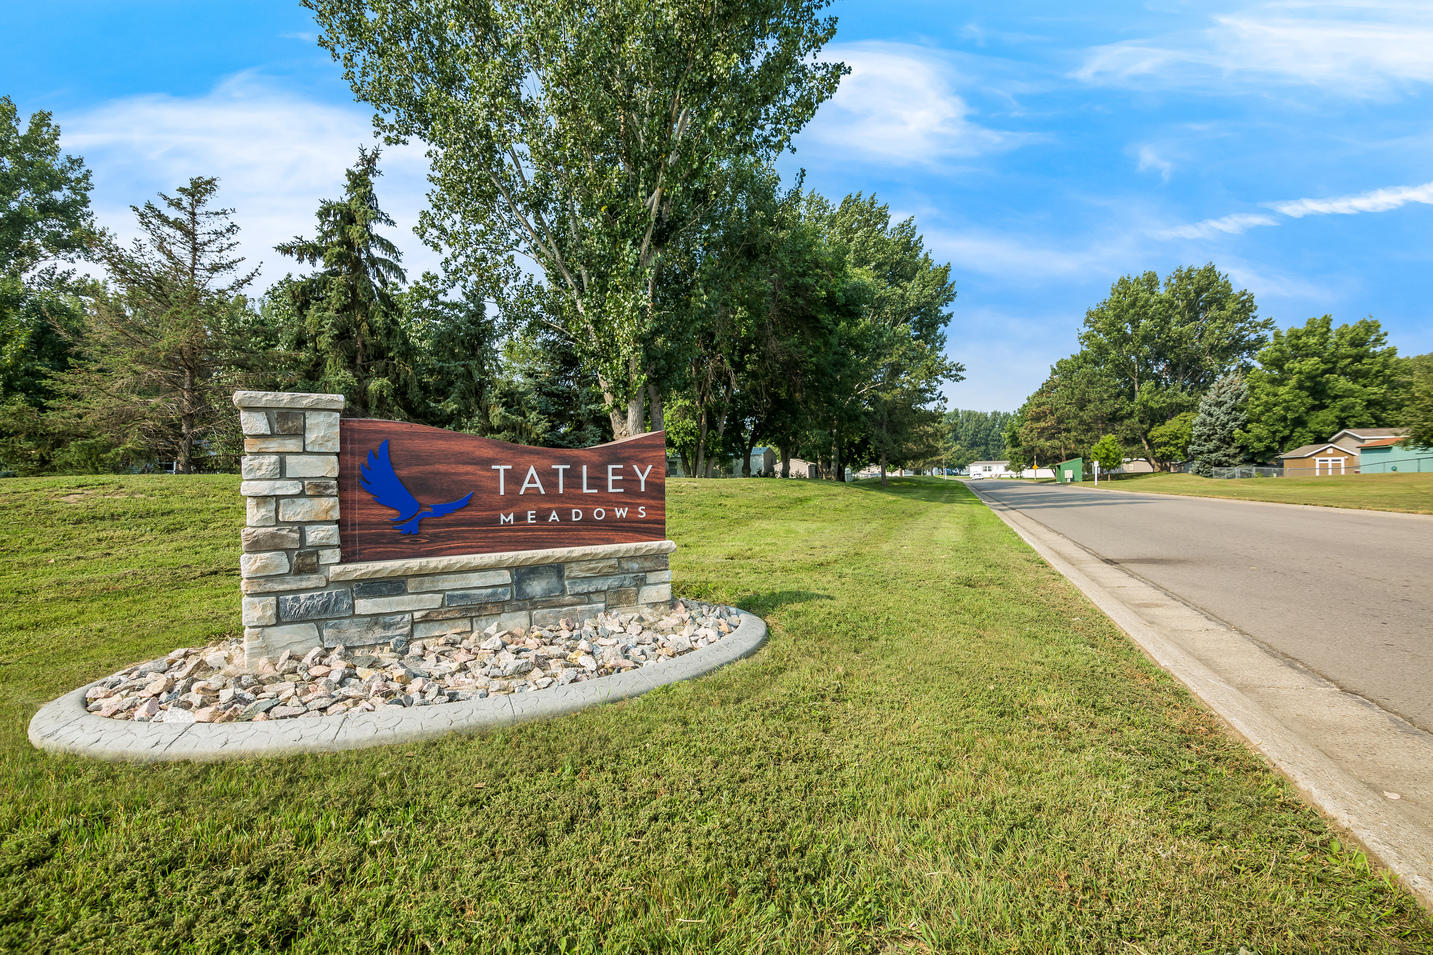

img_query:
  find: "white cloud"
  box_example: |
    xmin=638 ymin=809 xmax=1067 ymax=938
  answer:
xmin=1269 ymin=180 xmax=1433 ymax=217
xmin=798 ymin=42 xmax=1023 ymax=165
xmin=1154 ymin=212 xmax=1278 ymax=240
xmin=923 ymin=226 xmax=1138 ymax=282
xmin=1156 ymin=179 xmax=1433 ymax=242
xmin=1076 ymin=2 xmax=1433 ymax=96
xmin=1134 ymin=144 xmax=1174 ymax=181
xmin=62 ymin=73 xmax=437 ymax=288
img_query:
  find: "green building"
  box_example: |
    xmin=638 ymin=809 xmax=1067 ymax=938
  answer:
xmin=1359 ymin=441 xmax=1433 ymax=473
xmin=1056 ymin=457 xmax=1084 ymax=483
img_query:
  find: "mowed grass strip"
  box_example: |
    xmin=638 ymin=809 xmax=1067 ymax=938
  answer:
xmin=1094 ymin=471 xmax=1433 ymax=515
xmin=0 ymin=475 xmax=1428 ymax=953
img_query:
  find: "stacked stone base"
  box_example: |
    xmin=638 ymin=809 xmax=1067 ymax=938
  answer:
xmin=242 ymin=542 xmax=675 ymax=667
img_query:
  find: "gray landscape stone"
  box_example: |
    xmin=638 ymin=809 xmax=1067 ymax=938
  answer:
xmin=354 ymin=579 xmax=406 ymax=598
xmin=321 ymin=614 xmax=411 ymax=647
xmin=30 ymin=610 xmax=767 ymax=761
xmin=442 ymin=586 xmax=513 ymax=606
xmin=514 ymin=564 xmax=565 ymax=599
xmin=278 ymin=588 xmax=354 ymax=622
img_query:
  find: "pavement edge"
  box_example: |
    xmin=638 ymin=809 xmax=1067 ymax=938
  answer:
xmin=969 ymin=482 xmax=1433 ymax=911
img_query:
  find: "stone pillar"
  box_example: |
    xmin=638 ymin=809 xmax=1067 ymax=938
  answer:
xmin=234 ymin=391 xmax=345 ymax=666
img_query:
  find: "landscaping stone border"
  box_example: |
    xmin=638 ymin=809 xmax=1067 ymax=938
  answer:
xmin=28 ymin=611 xmax=767 ymax=762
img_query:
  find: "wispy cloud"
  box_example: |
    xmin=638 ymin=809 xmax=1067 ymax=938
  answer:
xmin=1076 ymin=2 xmax=1433 ymax=97
xmin=62 ymin=72 xmax=436 ymax=286
xmin=1270 ymin=180 xmax=1433 ymax=217
xmin=922 ymin=226 xmax=1140 ymax=282
xmin=1155 ymin=212 xmax=1278 ymax=240
xmin=1134 ymin=144 xmax=1174 ymax=182
xmin=1158 ymin=179 xmax=1433 ymax=241
xmin=799 ymin=42 xmax=1028 ymax=165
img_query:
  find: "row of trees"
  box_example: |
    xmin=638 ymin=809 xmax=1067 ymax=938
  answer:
xmin=1003 ymin=264 xmax=1430 ymax=474
xmin=2 ymin=64 xmax=958 ymax=480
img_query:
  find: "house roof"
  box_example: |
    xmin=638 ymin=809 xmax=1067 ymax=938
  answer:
xmin=1329 ymin=427 xmax=1407 ymax=446
xmin=1358 ymin=437 xmax=1405 ymax=449
xmin=1282 ymin=443 xmax=1356 ymax=459
xmin=969 ymin=460 xmax=1009 ymax=467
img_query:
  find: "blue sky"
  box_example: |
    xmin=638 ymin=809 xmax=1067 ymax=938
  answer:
xmin=4 ymin=1 xmax=1431 ymax=410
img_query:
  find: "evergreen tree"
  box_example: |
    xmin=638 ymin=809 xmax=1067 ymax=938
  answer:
xmin=404 ymin=276 xmax=498 ymax=433
xmin=53 ymin=176 xmax=256 ymax=472
xmin=275 ymin=147 xmax=416 ymax=418
xmin=1187 ymin=371 xmax=1248 ymax=476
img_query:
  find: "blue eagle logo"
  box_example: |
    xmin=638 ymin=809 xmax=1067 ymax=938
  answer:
xmin=359 ymin=439 xmax=474 ymax=535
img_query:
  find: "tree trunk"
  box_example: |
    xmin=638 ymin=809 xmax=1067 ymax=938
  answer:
xmin=780 ymin=448 xmax=791 ymax=478
xmin=695 ymin=406 xmax=710 ymax=478
xmin=831 ymin=438 xmax=842 ymax=483
xmin=178 ymin=363 xmax=196 ymax=474
xmin=647 ymin=381 xmax=664 ymax=432
xmin=880 ymin=447 xmax=888 ymax=486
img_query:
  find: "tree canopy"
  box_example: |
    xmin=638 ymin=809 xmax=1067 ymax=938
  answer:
xmin=52 ymin=177 xmax=256 ymax=472
xmin=1240 ymin=315 xmax=1405 ymax=458
xmin=306 ymin=0 xmax=846 ymax=437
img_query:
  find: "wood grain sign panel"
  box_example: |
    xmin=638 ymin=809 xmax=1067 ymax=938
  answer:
xmin=338 ymin=420 xmax=667 ymax=563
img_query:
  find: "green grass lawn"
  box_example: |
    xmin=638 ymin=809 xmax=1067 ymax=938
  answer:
xmin=1 ymin=475 xmax=1429 ymax=953
xmin=1095 ymin=471 xmax=1433 ymax=515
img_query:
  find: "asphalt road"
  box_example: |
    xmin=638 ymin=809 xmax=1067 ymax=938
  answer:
xmin=971 ymin=480 xmax=1433 ymax=733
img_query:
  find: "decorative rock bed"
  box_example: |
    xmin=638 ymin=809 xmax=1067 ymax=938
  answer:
xmin=29 ymin=603 xmax=767 ymax=761
xmin=85 ymin=600 xmax=741 ymax=724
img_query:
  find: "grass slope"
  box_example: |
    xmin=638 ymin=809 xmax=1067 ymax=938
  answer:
xmin=1 ymin=475 xmax=1428 ymax=953
xmin=1096 ymin=472 xmax=1433 ymax=515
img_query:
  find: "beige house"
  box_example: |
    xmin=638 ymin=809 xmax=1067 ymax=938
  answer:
xmin=1281 ymin=442 xmax=1360 ymax=476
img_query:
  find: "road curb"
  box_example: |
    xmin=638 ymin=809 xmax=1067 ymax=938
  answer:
xmin=969 ymin=482 xmax=1433 ymax=910
xmin=28 ymin=610 xmax=769 ymax=762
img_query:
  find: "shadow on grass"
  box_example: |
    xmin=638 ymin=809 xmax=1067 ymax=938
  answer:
xmin=848 ymin=477 xmax=984 ymax=505
xmin=724 ymin=589 xmax=834 ymax=616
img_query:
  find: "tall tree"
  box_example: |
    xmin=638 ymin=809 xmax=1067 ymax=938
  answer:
xmin=0 ymin=97 xmax=95 ymax=471
xmin=1403 ymin=353 xmax=1433 ymax=448
xmin=1079 ymin=264 xmax=1270 ymax=464
xmin=54 ymin=177 xmax=257 ymax=472
xmin=1186 ymin=372 xmax=1247 ymax=475
xmin=306 ymin=0 xmax=846 ymax=437
xmin=1240 ymin=315 xmax=1405 ymax=458
xmin=275 ymin=147 xmax=417 ymax=418
xmin=810 ymin=193 xmax=961 ymax=482
xmin=1013 ymin=352 xmax=1124 ymax=466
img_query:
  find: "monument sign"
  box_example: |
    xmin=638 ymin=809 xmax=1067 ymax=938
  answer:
xmin=233 ymin=391 xmax=675 ymax=668
xmin=338 ymin=421 xmax=666 ymax=562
